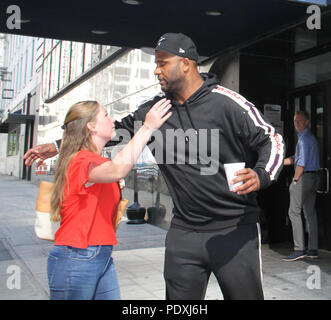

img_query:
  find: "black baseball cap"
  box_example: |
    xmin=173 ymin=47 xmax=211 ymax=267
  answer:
xmin=155 ymin=33 xmax=199 ymax=61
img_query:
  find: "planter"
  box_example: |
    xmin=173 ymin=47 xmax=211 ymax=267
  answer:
xmin=126 ymin=202 xmax=146 ymax=224
xmin=147 ymin=204 xmax=166 ymax=224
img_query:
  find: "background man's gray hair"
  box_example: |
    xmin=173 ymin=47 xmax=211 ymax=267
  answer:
xmin=295 ymin=110 xmax=310 ymax=120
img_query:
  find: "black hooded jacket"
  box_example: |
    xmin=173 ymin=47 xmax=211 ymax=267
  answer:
xmin=112 ymin=73 xmax=285 ymax=230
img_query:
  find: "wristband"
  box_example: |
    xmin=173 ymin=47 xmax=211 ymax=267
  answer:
xmin=53 ymin=141 xmax=59 ymax=153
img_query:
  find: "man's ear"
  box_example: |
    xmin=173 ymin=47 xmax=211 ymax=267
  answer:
xmin=182 ymin=58 xmax=190 ymax=72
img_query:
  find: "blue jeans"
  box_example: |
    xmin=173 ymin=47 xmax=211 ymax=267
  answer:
xmin=47 ymin=245 xmax=120 ymax=300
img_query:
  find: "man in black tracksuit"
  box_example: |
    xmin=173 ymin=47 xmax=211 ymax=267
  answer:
xmin=114 ymin=33 xmax=285 ymax=300
xmin=24 ymin=33 xmax=285 ymax=300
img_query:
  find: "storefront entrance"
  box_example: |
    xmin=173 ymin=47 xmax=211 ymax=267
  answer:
xmin=288 ymin=81 xmax=331 ymax=250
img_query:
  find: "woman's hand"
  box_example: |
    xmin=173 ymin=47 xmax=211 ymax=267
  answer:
xmin=143 ymin=98 xmax=172 ymax=131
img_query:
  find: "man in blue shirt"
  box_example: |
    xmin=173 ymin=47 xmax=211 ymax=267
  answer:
xmin=282 ymin=110 xmax=320 ymax=261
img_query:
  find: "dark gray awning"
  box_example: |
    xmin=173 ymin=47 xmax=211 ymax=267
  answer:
xmin=0 ymin=113 xmax=35 ymax=133
xmin=0 ymin=0 xmax=329 ymax=59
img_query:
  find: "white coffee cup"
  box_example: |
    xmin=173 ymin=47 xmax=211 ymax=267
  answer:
xmin=224 ymin=162 xmax=245 ymax=191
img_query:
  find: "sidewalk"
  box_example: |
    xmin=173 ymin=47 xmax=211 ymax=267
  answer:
xmin=0 ymin=174 xmax=331 ymax=300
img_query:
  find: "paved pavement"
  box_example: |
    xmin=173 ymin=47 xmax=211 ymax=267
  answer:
xmin=0 ymin=174 xmax=331 ymax=300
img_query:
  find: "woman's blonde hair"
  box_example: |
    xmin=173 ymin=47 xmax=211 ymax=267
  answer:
xmin=50 ymin=100 xmax=100 ymax=221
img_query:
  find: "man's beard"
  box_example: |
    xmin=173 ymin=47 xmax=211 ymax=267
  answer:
xmin=161 ymin=77 xmax=182 ymax=95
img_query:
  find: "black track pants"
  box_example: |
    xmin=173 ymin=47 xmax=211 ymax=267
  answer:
xmin=164 ymin=223 xmax=264 ymax=300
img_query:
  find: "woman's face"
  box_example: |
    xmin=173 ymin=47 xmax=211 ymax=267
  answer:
xmin=93 ymin=105 xmax=116 ymax=140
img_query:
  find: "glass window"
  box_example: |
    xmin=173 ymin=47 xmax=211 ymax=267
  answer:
xmin=42 ymin=55 xmax=51 ymax=99
xmin=49 ymin=43 xmax=61 ymax=97
xmin=295 ymin=28 xmax=317 ymax=53
xmin=44 ymin=38 xmax=53 ymax=57
xmin=316 ymin=95 xmax=324 ymax=164
xmin=294 ymin=52 xmax=331 ymax=88
xmin=23 ymin=49 xmax=28 ymax=87
xmin=18 ymin=58 xmax=23 ymax=92
xmin=295 ymin=13 xmax=331 ymax=53
xmin=7 ymin=127 xmax=19 ymax=156
xmin=53 ymin=39 xmax=60 ymax=47
xmin=59 ymin=41 xmax=71 ymax=89
xmin=141 ymin=69 xmax=150 ymax=79
xmin=70 ymin=42 xmax=84 ymax=81
xmin=91 ymin=44 xmax=101 ymax=66
xmin=27 ymin=41 xmax=34 ymax=80
xmin=141 ymin=52 xmax=153 ymax=63
xmin=305 ymin=95 xmax=312 ymax=125
xmin=30 ymin=39 xmax=34 ymax=79
xmin=84 ymin=43 xmax=92 ymax=71
xmin=107 ymin=46 xmax=121 ymax=57
xmin=101 ymin=45 xmax=112 ymax=59
xmin=15 ymin=65 xmax=19 ymax=94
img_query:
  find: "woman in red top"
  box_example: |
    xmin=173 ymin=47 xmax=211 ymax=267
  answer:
xmin=47 ymin=99 xmax=171 ymax=300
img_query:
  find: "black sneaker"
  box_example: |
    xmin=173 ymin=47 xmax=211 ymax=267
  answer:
xmin=306 ymin=250 xmax=318 ymax=259
xmin=282 ymin=250 xmax=306 ymax=262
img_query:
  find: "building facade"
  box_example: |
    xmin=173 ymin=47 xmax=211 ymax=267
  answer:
xmin=0 ymin=34 xmax=43 ymax=178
